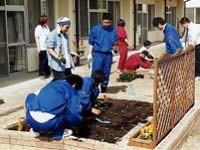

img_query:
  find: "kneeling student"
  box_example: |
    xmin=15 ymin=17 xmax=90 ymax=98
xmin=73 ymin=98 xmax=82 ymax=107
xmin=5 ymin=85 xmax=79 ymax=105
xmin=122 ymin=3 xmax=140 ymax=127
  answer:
xmin=25 ymin=74 xmax=83 ymax=140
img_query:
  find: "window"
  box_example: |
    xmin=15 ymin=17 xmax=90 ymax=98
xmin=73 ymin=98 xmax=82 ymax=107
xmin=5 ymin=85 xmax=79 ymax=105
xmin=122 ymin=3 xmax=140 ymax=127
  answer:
xmin=6 ymin=0 xmax=24 ymax=5
xmin=90 ymin=0 xmax=106 ymax=9
xmin=79 ymin=0 xmax=88 ymax=37
xmin=28 ymin=0 xmax=40 ymax=44
xmin=46 ymin=0 xmax=54 ymax=30
xmin=148 ymin=5 xmax=155 ymax=30
xmin=7 ymin=11 xmax=24 ymax=43
xmin=89 ymin=0 xmax=107 ymax=29
xmin=0 ymin=44 xmax=8 ymax=76
xmin=79 ymin=0 xmax=120 ymax=38
xmin=0 ymin=0 xmax=27 ymax=76
xmin=0 ymin=0 xmax=4 ymax=6
xmin=196 ymin=8 xmax=200 ymax=24
xmin=166 ymin=6 xmax=176 ymax=27
xmin=0 ymin=11 xmax=6 ymax=43
xmin=0 ymin=11 xmax=7 ymax=76
xmin=90 ymin=12 xmax=105 ymax=28
xmin=108 ymin=1 xmax=120 ymax=27
xmin=136 ymin=4 xmax=148 ymax=44
xmin=9 ymin=46 xmax=26 ymax=73
xmin=186 ymin=8 xmax=194 ymax=22
xmin=27 ymin=0 xmax=54 ymax=44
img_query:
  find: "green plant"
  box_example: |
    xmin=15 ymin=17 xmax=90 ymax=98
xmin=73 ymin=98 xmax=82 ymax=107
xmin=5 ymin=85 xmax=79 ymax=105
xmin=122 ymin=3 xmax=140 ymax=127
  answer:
xmin=94 ymin=99 xmax=105 ymax=109
xmin=117 ymin=71 xmax=137 ymax=82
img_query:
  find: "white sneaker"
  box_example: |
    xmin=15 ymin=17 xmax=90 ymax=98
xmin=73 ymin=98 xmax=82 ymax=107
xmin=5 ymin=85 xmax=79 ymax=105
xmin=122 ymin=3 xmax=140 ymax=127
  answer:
xmin=29 ymin=128 xmax=40 ymax=138
xmin=63 ymin=129 xmax=73 ymax=138
xmin=195 ymin=77 xmax=200 ymax=81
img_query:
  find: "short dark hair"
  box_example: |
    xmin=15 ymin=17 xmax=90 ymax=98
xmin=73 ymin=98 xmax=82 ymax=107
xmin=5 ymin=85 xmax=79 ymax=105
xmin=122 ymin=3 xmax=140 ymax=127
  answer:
xmin=143 ymin=40 xmax=152 ymax=47
xmin=91 ymin=70 xmax=105 ymax=85
xmin=102 ymin=13 xmax=112 ymax=20
xmin=117 ymin=19 xmax=126 ymax=27
xmin=39 ymin=15 xmax=48 ymax=26
xmin=141 ymin=50 xmax=149 ymax=57
xmin=66 ymin=74 xmax=83 ymax=90
xmin=152 ymin=17 xmax=166 ymax=27
xmin=179 ymin=17 xmax=190 ymax=25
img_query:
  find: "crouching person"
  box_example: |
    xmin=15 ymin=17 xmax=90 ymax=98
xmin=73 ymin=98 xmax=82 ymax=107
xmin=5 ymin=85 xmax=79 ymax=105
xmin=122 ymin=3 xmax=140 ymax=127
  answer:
xmin=124 ymin=50 xmax=153 ymax=71
xmin=79 ymin=70 xmax=105 ymax=115
xmin=25 ymin=74 xmax=83 ymax=140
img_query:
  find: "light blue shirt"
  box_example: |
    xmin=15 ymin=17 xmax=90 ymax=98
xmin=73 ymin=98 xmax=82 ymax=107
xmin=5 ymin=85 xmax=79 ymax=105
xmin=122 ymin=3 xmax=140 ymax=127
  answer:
xmin=46 ymin=27 xmax=74 ymax=71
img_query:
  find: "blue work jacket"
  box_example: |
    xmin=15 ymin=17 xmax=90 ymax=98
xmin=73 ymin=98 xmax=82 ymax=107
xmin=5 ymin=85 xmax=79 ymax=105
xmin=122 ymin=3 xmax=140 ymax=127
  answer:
xmin=89 ymin=24 xmax=118 ymax=53
xmin=163 ymin=24 xmax=183 ymax=54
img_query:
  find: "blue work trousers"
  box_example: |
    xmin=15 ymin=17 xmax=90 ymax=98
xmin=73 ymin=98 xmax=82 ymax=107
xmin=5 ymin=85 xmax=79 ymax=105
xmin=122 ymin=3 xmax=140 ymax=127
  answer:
xmin=92 ymin=51 xmax=112 ymax=86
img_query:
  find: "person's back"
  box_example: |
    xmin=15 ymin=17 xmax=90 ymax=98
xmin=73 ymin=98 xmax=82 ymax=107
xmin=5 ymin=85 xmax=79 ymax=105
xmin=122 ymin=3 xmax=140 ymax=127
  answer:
xmin=26 ymin=80 xmax=74 ymax=115
xmin=164 ymin=24 xmax=183 ymax=54
xmin=79 ymin=70 xmax=104 ymax=115
xmin=124 ymin=51 xmax=152 ymax=71
xmin=25 ymin=74 xmax=83 ymax=140
xmin=152 ymin=17 xmax=182 ymax=54
xmin=124 ymin=53 xmax=141 ymax=71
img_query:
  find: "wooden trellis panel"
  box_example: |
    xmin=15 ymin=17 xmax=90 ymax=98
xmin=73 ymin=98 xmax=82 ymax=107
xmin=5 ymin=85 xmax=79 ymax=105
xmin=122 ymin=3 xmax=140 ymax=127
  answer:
xmin=153 ymin=47 xmax=195 ymax=145
xmin=129 ymin=47 xmax=195 ymax=149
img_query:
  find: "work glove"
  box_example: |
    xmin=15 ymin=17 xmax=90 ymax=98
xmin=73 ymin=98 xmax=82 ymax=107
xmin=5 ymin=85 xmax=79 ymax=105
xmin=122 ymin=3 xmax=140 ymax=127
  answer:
xmin=87 ymin=54 xmax=92 ymax=70
xmin=58 ymin=55 xmax=66 ymax=64
xmin=87 ymin=53 xmax=92 ymax=61
xmin=113 ymin=47 xmax=118 ymax=54
xmin=60 ymin=57 xmax=66 ymax=64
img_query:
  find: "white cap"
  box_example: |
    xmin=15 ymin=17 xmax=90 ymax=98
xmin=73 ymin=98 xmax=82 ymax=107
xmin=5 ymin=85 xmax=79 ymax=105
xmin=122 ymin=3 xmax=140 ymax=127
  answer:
xmin=57 ymin=17 xmax=71 ymax=25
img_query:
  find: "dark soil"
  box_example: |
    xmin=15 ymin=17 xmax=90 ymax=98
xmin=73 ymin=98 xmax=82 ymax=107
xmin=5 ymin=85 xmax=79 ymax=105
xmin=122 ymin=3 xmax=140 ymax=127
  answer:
xmin=74 ymin=99 xmax=153 ymax=143
xmin=9 ymin=99 xmax=153 ymax=143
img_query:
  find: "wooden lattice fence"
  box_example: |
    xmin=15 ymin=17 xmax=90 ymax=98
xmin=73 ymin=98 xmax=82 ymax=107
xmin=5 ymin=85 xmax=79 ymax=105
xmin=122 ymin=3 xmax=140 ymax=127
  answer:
xmin=129 ymin=47 xmax=195 ymax=149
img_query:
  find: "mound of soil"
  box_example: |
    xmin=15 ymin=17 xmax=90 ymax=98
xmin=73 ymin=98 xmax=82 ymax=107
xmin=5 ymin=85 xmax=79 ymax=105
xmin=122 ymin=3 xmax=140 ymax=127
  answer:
xmin=74 ymin=99 xmax=153 ymax=143
xmin=10 ymin=99 xmax=153 ymax=143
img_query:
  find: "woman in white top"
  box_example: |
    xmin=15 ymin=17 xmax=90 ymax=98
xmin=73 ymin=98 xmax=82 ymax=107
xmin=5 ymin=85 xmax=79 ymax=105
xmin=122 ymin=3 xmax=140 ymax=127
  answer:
xmin=35 ymin=15 xmax=51 ymax=80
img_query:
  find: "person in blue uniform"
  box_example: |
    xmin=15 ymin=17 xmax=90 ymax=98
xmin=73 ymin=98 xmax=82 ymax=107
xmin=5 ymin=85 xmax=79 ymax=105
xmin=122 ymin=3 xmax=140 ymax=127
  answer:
xmin=79 ymin=70 xmax=105 ymax=115
xmin=88 ymin=13 xmax=118 ymax=93
xmin=152 ymin=17 xmax=183 ymax=54
xmin=25 ymin=74 xmax=83 ymax=140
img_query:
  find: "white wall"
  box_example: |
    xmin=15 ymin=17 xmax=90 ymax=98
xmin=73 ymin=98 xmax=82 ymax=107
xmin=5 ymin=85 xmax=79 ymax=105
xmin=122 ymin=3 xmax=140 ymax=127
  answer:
xmin=186 ymin=0 xmax=200 ymax=8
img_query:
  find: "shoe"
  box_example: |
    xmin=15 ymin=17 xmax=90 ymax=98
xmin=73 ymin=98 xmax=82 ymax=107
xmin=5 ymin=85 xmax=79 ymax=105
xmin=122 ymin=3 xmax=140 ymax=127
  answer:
xmin=39 ymin=76 xmax=46 ymax=80
xmin=101 ymin=85 xmax=107 ymax=93
xmin=63 ymin=129 xmax=73 ymax=138
xmin=117 ymin=69 xmax=121 ymax=73
xmin=45 ymin=75 xmax=50 ymax=79
xmin=53 ymin=129 xmax=73 ymax=140
xmin=195 ymin=77 xmax=200 ymax=81
xmin=29 ymin=128 xmax=40 ymax=138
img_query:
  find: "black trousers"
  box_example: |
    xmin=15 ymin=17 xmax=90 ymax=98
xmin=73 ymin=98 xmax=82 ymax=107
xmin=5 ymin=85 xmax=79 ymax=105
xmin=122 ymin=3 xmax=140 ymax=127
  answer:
xmin=52 ymin=68 xmax=72 ymax=80
xmin=195 ymin=45 xmax=200 ymax=77
xmin=39 ymin=51 xmax=51 ymax=77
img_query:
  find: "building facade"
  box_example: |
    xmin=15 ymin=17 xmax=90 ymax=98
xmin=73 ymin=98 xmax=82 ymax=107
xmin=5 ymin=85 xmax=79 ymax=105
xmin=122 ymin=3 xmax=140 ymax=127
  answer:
xmin=185 ymin=0 xmax=200 ymax=24
xmin=0 ymin=0 xmax=185 ymax=78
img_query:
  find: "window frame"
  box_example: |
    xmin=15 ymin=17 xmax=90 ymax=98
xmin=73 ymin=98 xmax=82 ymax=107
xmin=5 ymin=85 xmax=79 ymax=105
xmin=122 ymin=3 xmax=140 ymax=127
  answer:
xmin=147 ymin=4 xmax=155 ymax=31
xmin=78 ymin=0 xmax=120 ymax=38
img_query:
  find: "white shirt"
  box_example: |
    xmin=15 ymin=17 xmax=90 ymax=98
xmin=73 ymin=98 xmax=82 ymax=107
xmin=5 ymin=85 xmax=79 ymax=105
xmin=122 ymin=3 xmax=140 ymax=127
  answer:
xmin=139 ymin=46 xmax=154 ymax=58
xmin=186 ymin=22 xmax=200 ymax=46
xmin=35 ymin=25 xmax=50 ymax=51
